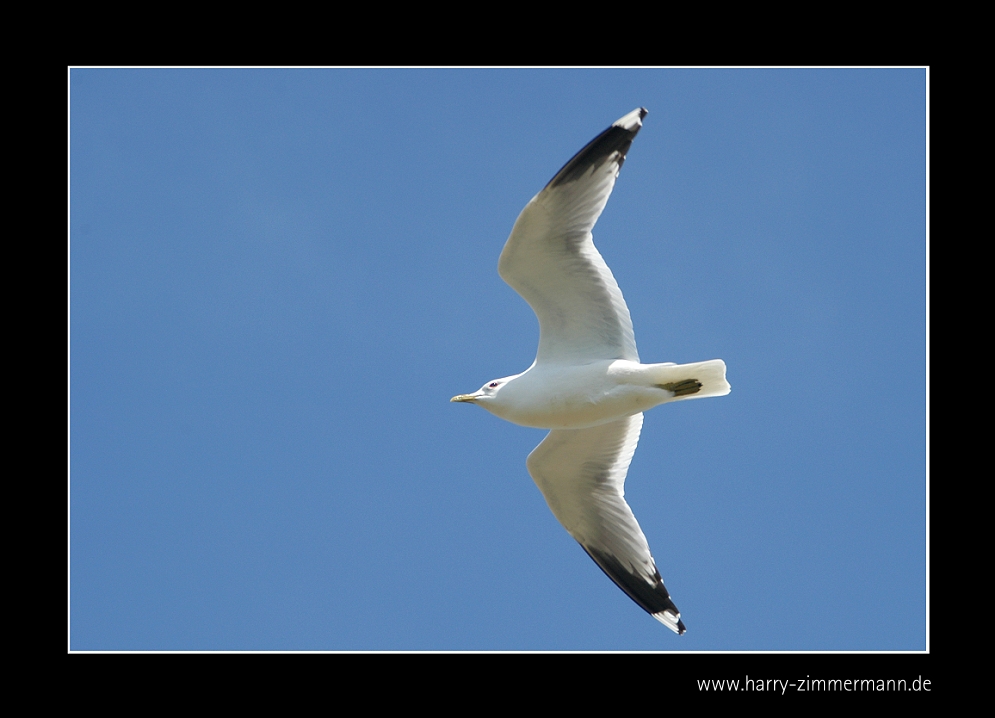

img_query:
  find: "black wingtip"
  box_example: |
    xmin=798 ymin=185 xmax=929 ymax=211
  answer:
xmin=582 ymin=544 xmax=685 ymax=632
xmin=545 ymin=109 xmax=647 ymax=189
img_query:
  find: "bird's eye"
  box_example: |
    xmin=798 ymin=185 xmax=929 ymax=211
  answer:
xmin=489 ymin=382 xmax=499 ymax=388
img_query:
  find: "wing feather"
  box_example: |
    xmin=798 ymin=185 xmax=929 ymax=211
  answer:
xmin=526 ymin=414 xmax=687 ymax=633
xmin=498 ymin=109 xmax=647 ymax=365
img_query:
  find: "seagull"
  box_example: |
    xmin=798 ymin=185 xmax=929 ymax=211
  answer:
xmin=451 ymin=108 xmax=730 ymax=634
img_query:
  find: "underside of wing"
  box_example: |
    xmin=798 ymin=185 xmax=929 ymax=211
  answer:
xmin=526 ymin=414 xmax=687 ymax=634
xmin=498 ymin=109 xmax=647 ymax=365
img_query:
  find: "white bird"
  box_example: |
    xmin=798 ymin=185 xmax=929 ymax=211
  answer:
xmin=451 ymin=108 xmax=729 ymax=634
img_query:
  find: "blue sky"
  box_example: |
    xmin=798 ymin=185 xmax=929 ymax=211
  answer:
xmin=70 ymin=68 xmax=927 ymax=651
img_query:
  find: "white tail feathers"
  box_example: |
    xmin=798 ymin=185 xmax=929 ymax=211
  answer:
xmin=646 ymin=359 xmax=730 ymax=402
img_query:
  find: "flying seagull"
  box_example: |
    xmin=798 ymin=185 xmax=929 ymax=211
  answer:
xmin=451 ymin=108 xmax=730 ymax=634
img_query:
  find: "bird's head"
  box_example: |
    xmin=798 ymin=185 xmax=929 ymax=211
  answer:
xmin=450 ymin=377 xmax=512 ymax=408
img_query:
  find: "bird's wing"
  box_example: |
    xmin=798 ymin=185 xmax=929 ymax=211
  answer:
xmin=526 ymin=413 xmax=686 ymax=633
xmin=498 ymin=108 xmax=647 ymax=365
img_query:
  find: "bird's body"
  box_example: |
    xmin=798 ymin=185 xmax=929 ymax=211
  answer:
xmin=452 ymin=108 xmax=729 ymax=634
xmin=477 ymin=359 xmax=729 ymax=431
